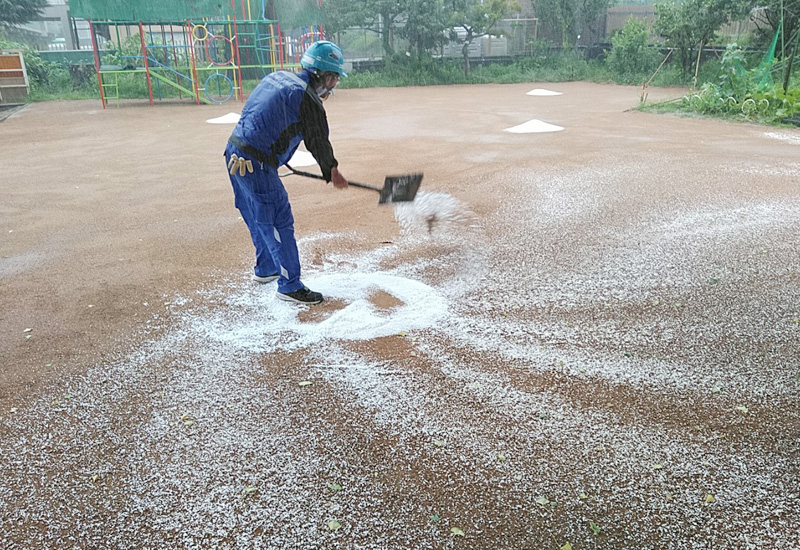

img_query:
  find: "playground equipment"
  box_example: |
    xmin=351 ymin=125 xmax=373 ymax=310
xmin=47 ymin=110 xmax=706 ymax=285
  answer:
xmin=68 ymin=0 xmax=327 ymax=108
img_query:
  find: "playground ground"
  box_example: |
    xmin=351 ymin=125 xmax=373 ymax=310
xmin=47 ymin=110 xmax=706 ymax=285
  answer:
xmin=1 ymin=82 xmax=799 ymax=549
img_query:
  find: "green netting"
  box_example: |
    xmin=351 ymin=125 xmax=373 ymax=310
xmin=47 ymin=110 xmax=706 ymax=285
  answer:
xmin=68 ymin=0 xmax=325 ymax=29
xmin=756 ymin=18 xmax=781 ymax=89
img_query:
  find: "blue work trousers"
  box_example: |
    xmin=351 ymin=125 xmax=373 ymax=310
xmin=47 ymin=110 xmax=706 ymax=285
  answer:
xmin=225 ymin=146 xmax=303 ymax=294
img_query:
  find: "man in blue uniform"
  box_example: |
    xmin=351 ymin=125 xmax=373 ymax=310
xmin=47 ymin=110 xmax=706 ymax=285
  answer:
xmin=224 ymin=41 xmax=349 ymax=305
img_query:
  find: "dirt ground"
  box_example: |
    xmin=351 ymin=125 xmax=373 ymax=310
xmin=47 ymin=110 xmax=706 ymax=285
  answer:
xmin=1 ymin=82 xmax=799 ymax=549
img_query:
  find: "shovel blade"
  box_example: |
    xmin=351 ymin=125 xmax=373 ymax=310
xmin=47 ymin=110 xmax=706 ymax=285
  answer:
xmin=378 ymin=173 xmax=423 ymax=204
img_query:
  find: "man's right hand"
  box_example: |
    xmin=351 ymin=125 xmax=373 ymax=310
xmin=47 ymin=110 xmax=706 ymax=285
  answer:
xmin=331 ymin=167 xmax=348 ymax=189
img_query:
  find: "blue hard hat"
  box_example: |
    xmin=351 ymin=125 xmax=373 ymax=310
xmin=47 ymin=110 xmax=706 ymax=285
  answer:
xmin=300 ymin=41 xmax=347 ymax=77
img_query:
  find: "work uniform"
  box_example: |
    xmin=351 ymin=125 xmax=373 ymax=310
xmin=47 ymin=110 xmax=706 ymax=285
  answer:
xmin=224 ymin=69 xmax=338 ymax=294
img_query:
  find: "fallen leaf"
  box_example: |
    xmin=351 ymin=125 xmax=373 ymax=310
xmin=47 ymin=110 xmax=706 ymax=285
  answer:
xmin=429 ymin=514 xmax=441 ymax=523
xmin=497 ymin=453 xmax=507 ymax=462
xmin=711 ymin=386 xmax=721 ymax=394
xmin=535 ymin=496 xmax=550 ymax=506
xmin=327 ymin=520 xmax=341 ymax=531
xmin=652 ymin=463 xmax=663 ymax=470
xmin=451 ymin=527 xmax=465 ymax=537
xmin=589 ymin=520 xmax=602 ymax=535
xmin=91 ymin=474 xmax=99 ymax=483
xmin=243 ymin=486 xmax=257 ymax=495
xmin=298 ymin=380 xmax=312 ymax=387
xmin=23 ymin=328 xmax=32 ymax=333
xmin=561 ymin=543 xmax=573 ymax=550
xmin=180 ymin=413 xmax=190 ymax=421
xmin=736 ymin=405 xmax=749 ymax=414
xmin=433 ymin=439 xmax=445 ymax=447
xmin=327 ymin=482 xmax=342 ymax=493
xmin=398 ymin=331 xmax=408 ymax=337
xmin=578 ymin=492 xmax=588 ymax=500
xmin=705 ymin=494 xmax=716 ymax=503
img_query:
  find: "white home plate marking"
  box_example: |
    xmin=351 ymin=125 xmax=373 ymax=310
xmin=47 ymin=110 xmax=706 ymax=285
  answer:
xmin=206 ymin=112 xmax=241 ymax=124
xmin=527 ymin=88 xmax=563 ymax=96
xmin=505 ymin=119 xmax=564 ymax=133
xmin=287 ymin=149 xmax=316 ymax=167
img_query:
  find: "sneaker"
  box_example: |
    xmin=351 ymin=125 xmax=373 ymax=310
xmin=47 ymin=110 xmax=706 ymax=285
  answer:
xmin=253 ymin=273 xmax=279 ymax=284
xmin=277 ymin=287 xmax=323 ymax=304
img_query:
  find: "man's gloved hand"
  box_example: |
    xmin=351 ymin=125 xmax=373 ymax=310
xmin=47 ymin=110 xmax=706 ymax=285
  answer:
xmin=227 ymin=154 xmax=254 ymax=177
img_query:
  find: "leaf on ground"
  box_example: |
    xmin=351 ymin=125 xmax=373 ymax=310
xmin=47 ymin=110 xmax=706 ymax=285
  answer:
xmin=433 ymin=439 xmax=445 ymax=447
xmin=451 ymin=527 xmax=465 ymax=537
xmin=578 ymin=492 xmax=588 ymax=500
xmin=651 ymin=463 xmax=663 ymax=470
xmin=243 ymin=486 xmax=257 ymax=495
xmin=23 ymin=328 xmax=32 ymax=333
xmin=327 ymin=482 xmax=342 ymax=493
xmin=589 ymin=520 xmax=602 ymax=535
xmin=298 ymin=380 xmax=313 ymax=387
xmin=497 ymin=453 xmax=507 ymax=462
xmin=398 ymin=330 xmax=408 ymax=337
xmin=429 ymin=514 xmax=441 ymax=523
xmin=326 ymin=520 xmax=341 ymax=531
xmin=736 ymin=405 xmax=749 ymax=414
xmin=180 ymin=413 xmax=190 ymax=421
xmin=91 ymin=474 xmax=99 ymax=483
xmin=561 ymin=543 xmax=573 ymax=550
xmin=705 ymin=494 xmax=716 ymax=503
xmin=711 ymin=386 xmax=721 ymax=394
xmin=535 ymin=496 xmax=550 ymax=506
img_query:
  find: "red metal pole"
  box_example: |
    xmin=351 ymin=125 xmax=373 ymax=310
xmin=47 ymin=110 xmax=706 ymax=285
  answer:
xmin=231 ymin=15 xmax=244 ymax=101
xmin=88 ymin=19 xmax=106 ymax=109
xmin=138 ymin=22 xmax=154 ymax=106
xmin=277 ymin=23 xmax=284 ymax=69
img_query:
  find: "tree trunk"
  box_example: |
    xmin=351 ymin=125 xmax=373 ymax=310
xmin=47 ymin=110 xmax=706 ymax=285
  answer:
xmin=462 ymin=42 xmax=471 ymax=77
xmin=783 ymin=32 xmax=799 ymax=92
xmin=692 ymin=41 xmax=705 ymax=88
xmin=380 ymin=12 xmax=394 ymax=56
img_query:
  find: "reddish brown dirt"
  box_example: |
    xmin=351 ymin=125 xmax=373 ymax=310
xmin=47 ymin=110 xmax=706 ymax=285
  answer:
xmin=1 ymin=83 xmax=799 ymax=549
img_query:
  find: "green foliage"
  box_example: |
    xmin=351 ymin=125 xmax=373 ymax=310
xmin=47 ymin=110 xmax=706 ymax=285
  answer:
xmin=448 ymin=0 xmax=520 ymax=75
xmin=0 ymin=38 xmax=95 ymax=99
xmin=654 ymin=0 xmax=754 ymax=77
xmin=671 ymin=43 xmax=800 ymax=123
xmin=606 ymin=17 xmax=663 ymax=83
xmin=0 ymin=0 xmax=47 ymax=26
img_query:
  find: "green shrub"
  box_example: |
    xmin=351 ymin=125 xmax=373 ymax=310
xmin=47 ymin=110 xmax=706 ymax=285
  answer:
xmin=606 ymin=17 xmax=663 ymax=83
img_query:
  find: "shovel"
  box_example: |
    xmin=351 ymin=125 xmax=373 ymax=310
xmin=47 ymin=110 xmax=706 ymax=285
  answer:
xmin=285 ymin=165 xmax=423 ymax=204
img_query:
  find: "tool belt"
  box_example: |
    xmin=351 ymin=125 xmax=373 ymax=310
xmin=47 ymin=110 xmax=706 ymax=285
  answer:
xmin=227 ymin=135 xmax=279 ymax=169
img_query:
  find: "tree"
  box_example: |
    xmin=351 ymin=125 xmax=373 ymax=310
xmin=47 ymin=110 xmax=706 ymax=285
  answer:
xmin=398 ymin=0 xmax=450 ymax=58
xmin=750 ymin=0 xmax=799 ymax=91
xmin=654 ymin=0 xmax=754 ymax=82
xmin=533 ymin=0 xmax=611 ymax=49
xmin=0 ymin=0 xmax=47 ymax=27
xmin=324 ymin=0 xmax=410 ymax=57
xmin=448 ymin=0 xmax=521 ymax=76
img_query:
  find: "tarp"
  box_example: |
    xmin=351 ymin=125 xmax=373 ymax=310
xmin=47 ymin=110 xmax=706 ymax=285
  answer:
xmin=69 ymin=0 xmax=326 ymax=28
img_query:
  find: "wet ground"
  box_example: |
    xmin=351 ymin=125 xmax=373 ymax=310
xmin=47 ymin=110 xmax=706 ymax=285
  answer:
xmin=1 ymin=82 xmax=799 ymax=549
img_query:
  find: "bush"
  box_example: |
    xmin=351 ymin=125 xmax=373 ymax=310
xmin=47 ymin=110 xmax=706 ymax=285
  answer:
xmin=0 ymin=39 xmax=94 ymax=98
xmin=606 ymin=17 xmax=663 ymax=83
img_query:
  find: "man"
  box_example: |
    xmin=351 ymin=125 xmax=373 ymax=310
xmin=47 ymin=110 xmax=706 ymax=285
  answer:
xmin=224 ymin=41 xmax=348 ymax=305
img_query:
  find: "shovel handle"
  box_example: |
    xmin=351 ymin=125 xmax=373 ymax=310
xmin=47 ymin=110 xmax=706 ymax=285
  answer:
xmin=286 ymin=166 xmax=382 ymax=194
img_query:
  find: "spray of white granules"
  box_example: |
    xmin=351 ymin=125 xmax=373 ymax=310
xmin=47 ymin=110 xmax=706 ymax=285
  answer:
xmin=393 ymin=191 xmax=474 ymax=235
